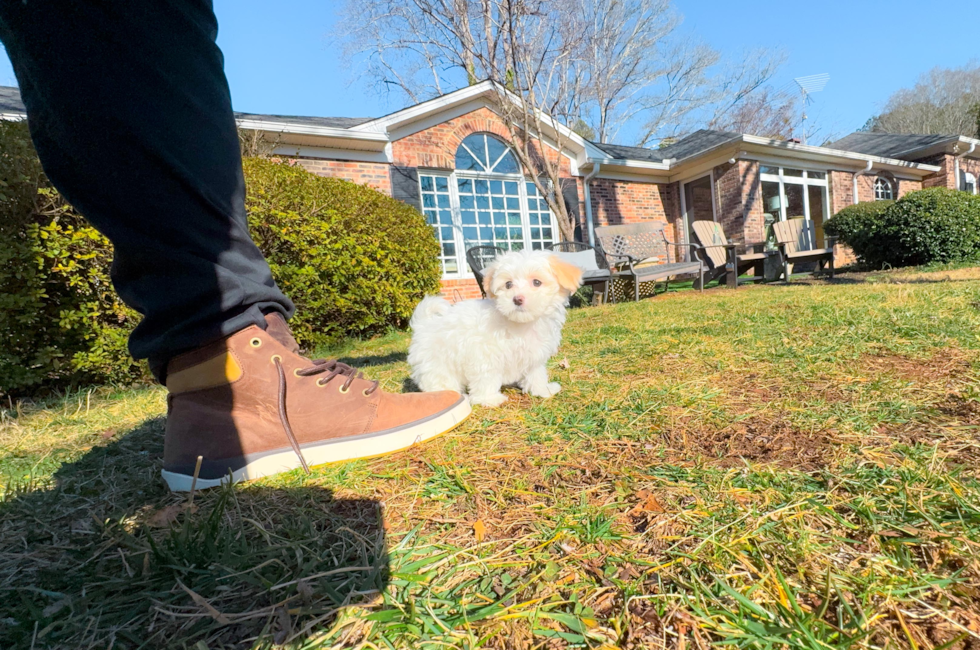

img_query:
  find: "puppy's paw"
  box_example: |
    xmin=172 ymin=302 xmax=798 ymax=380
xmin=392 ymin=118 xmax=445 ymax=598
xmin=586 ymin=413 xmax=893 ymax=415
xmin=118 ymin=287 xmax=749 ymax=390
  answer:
xmin=470 ymin=392 xmax=508 ymax=407
xmin=528 ymin=382 xmax=561 ymax=399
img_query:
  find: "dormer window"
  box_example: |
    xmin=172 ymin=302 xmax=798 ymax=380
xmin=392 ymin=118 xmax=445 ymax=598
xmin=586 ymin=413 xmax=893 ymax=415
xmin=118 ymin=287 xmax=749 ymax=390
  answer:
xmin=874 ymin=176 xmax=894 ymax=201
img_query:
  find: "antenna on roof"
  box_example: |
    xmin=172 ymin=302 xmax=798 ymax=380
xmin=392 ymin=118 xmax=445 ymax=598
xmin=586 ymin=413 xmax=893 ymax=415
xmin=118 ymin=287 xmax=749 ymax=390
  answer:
xmin=793 ymin=73 xmax=829 ymax=145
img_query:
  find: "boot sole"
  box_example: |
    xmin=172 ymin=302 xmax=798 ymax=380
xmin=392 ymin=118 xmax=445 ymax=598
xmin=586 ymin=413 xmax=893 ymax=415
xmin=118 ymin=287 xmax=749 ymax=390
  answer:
xmin=161 ymin=397 xmax=471 ymax=492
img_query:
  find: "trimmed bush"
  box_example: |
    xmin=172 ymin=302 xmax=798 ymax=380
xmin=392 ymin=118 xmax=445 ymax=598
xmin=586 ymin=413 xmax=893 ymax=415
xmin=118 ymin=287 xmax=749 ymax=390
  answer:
xmin=825 ymin=188 xmax=980 ymax=269
xmin=0 ymin=120 xmax=145 ymax=394
xmin=823 ymin=199 xmax=892 ymax=266
xmin=243 ymin=158 xmax=441 ymax=349
xmin=0 ymin=124 xmax=441 ymax=395
xmin=877 ymin=188 xmax=980 ymax=267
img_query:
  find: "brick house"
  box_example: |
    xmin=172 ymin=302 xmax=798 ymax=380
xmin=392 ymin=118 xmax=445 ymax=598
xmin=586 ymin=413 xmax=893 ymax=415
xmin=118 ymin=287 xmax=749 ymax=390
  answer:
xmin=3 ymin=83 xmax=978 ymax=297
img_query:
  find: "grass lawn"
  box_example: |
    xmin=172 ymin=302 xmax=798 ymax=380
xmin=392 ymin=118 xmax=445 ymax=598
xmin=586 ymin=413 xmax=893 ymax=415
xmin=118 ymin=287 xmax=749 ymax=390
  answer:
xmin=3 ymin=267 xmax=980 ymax=649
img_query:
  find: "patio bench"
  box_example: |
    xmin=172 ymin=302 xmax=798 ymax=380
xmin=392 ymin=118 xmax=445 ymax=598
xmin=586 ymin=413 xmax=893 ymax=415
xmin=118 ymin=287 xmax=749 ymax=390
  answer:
xmin=546 ymin=241 xmax=612 ymax=304
xmin=772 ymin=218 xmax=836 ymax=281
xmin=594 ymin=223 xmax=704 ymax=301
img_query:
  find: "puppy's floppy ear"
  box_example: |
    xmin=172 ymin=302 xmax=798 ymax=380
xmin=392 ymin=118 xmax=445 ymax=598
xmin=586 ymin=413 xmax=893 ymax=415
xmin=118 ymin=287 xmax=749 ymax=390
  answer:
xmin=548 ymin=255 xmax=583 ymax=295
xmin=482 ymin=261 xmax=498 ymax=298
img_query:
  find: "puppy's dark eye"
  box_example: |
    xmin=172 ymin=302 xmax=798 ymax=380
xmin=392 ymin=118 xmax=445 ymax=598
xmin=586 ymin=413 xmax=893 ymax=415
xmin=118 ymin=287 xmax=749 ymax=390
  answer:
xmin=505 ymin=281 xmax=513 ymax=289
xmin=532 ymin=279 xmax=542 ymax=287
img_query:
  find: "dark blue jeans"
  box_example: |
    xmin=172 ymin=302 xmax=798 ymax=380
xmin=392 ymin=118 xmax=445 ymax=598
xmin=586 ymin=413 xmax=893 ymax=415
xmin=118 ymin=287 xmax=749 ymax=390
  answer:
xmin=0 ymin=1 xmax=294 ymax=381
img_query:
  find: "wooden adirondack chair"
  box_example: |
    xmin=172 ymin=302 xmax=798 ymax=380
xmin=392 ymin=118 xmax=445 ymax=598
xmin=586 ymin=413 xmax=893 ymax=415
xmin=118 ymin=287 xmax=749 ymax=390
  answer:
xmin=594 ymin=222 xmax=703 ymax=301
xmin=690 ymin=220 xmax=769 ymax=289
xmin=771 ymin=218 xmax=836 ymax=281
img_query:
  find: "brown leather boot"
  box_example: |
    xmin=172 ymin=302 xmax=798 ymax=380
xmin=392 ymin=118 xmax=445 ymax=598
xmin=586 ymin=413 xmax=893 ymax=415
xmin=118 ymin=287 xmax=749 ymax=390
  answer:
xmin=161 ymin=314 xmax=470 ymax=491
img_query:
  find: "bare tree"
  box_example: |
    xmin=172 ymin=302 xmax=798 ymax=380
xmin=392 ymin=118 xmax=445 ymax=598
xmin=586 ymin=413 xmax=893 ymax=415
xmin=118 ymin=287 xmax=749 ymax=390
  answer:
xmin=868 ymin=62 xmax=980 ymax=136
xmin=708 ymin=85 xmax=798 ymax=139
xmin=338 ymin=0 xmax=784 ymax=239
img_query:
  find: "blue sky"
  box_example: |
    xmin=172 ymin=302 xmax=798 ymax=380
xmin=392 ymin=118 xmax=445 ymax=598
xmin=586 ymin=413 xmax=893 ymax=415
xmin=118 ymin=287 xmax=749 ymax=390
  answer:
xmin=0 ymin=0 xmax=975 ymax=145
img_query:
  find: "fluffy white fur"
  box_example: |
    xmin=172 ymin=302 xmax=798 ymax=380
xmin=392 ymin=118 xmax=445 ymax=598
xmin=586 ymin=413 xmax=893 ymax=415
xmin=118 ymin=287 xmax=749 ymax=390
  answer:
xmin=408 ymin=249 xmax=582 ymax=406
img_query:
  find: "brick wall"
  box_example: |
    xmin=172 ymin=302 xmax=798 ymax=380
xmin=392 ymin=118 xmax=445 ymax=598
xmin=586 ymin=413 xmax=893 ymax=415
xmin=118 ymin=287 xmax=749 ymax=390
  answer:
xmin=588 ymin=178 xmax=681 ymax=261
xmin=830 ymin=171 xmax=854 ymax=214
xmin=440 ymin=278 xmax=483 ymax=301
xmin=292 ymin=158 xmax=393 ymax=194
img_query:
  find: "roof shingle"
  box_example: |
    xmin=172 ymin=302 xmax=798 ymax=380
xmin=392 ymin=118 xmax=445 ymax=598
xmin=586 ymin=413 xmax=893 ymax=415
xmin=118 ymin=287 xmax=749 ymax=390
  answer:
xmin=827 ymin=132 xmax=955 ymax=160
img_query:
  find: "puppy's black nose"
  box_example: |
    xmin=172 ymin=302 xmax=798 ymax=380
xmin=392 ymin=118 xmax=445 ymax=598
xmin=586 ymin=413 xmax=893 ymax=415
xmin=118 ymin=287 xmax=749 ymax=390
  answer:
xmin=513 ymin=296 xmax=525 ymax=306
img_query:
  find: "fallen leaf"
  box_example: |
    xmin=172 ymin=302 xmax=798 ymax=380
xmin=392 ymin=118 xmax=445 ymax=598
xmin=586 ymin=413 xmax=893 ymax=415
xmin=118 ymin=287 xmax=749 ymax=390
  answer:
xmin=100 ymin=429 xmax=117 ymax=439
xmin=558 ymin=358 xmax=570 ymax=369
xmin=147 ymin=503 xmax=196 ymax=528
xmin=473 ymin=519 xmax=487 ymax=542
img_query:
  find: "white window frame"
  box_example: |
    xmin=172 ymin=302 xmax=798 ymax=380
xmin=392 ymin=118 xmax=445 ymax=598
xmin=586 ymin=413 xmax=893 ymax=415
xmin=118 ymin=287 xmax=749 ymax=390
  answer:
xmin=962 ymin=171 xmax=977 ymax=195
xmin=758 ymin=165 xmax=829 ymax=225
xmin=418 ymin=168 xmax=555 ymax=280
xmin=874 ymin=176 xmax=894 ymax=201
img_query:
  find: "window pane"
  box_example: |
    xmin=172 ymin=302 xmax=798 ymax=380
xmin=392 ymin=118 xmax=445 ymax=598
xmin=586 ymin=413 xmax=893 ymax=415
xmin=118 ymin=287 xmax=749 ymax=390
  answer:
xmin=504 ymin=181 xmax=518 ymax=195
xmin=784 ymin=184 xmax=804 ymax=219
xmin=493 ymin=151 xmax=519 ymax=174
xmin=490 ymin=180 xmax=502 ymax=194
xmin=783 ymin=168 xmax=803 ymax=177
xmin=807 ymin=171 xmax=826 ymax=180
xmin=759 ymin=165 xmax=780 ymax=175
xmin=419 ymin=173 xmax=459 ymax=276
xmin=455 ymin=144 xmax=482 ymax=171
xmin=761 ymin=181 xmax=782 ymax=231
xmin=808 ymin=185 xmax=827 ymax=247
xmin=485 ymin=137 xmax=507 ymax=169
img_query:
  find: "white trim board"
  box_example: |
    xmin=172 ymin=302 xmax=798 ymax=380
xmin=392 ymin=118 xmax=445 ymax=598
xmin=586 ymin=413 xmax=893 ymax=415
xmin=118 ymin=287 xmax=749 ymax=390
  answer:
xmin=271 ymin=145 xmax=392 ymax=164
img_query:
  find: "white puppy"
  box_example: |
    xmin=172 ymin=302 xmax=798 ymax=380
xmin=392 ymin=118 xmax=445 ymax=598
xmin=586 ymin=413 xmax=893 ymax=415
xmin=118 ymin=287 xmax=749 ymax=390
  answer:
xmin=408 ymin=249 xmax=582 ymax=406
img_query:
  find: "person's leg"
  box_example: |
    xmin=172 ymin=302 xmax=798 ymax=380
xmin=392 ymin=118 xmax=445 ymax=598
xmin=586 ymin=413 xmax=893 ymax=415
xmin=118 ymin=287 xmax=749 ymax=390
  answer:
xmin=0 ymin=0 xmax=293 ymax=381
xmin=0 ymin=1 xmax=470 ymax=491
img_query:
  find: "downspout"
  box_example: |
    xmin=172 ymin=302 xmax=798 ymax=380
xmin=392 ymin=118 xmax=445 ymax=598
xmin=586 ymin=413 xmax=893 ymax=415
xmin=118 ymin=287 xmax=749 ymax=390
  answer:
xmin=954 ymin=142 xmax=977 ymax=191
xmin=852 ymin=160 xmax=873 ymax=205
xmin=582 ymin=162 xmax=601 ymax=245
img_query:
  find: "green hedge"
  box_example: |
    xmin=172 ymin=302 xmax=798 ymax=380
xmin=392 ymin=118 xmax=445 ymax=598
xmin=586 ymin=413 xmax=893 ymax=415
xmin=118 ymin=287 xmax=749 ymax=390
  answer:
xmin=878 ymin=188 xmax=980 ymax=267
xmin=824 ymin=188 xmax=980 ymax=269
xmin=823 ymin=200 xmax=893 ymax=268
xmin=0 ymin=122 xmax=441 ymax=396
xmin=0 ymin=120 xmax=146 ymax=394
xmin=243 ymin=158 xmax=441 ymax=349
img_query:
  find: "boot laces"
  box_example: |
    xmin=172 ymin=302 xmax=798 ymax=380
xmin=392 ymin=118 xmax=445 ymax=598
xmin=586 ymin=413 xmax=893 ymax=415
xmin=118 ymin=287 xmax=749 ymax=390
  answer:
xmin=271 ymin=358 xmax=379 ymax=475
xmin=296 ymin=359 xmax=380 ymax=394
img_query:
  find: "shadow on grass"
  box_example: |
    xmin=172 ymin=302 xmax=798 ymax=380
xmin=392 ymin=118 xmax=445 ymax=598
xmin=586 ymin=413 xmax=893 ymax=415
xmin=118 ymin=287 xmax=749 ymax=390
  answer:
xmin=338 ymin=350 xmax=407 ymax=368
xmin=0 ymin=417 xmax=388 ymax=648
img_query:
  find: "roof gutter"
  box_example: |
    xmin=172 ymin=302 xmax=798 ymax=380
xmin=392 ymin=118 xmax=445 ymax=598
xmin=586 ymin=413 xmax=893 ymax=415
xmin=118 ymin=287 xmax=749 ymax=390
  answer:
xmin=954 ymin=142 xmax=977 ymax=191
xmin=853 ymin=160 xmax=873 ymax=205
xmin=582 ymin=163 xmax=601 ymax=246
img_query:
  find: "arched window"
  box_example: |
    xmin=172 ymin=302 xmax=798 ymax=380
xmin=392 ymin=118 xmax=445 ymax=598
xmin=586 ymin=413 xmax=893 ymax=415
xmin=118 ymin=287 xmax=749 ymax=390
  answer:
xmin=874 ymin=176 xmax=894 ymax=201
xmin=454 ymin=133 xmax=520 ymax=174
xmin=418 ymin=133 xmax=555 ymax=277
xmin=962 ymin=171 xmax=977 ymax=195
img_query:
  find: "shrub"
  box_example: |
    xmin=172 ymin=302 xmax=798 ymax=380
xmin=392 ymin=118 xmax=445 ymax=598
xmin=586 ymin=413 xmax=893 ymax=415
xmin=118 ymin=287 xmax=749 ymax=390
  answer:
xmin=0 ymin=127 xmax=441 ymax=395
xmin=825 ymin=188 xmax=980 ymax=269
xmin=0 ymin=120 xmax=145 ymax=395
xmin=877 ymin=187 xmax=980 ymax=267
xmin=243 ymin=157 xmax=441 ymax=349
xmin=823 ymin=199 xmax=892 ymax=266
